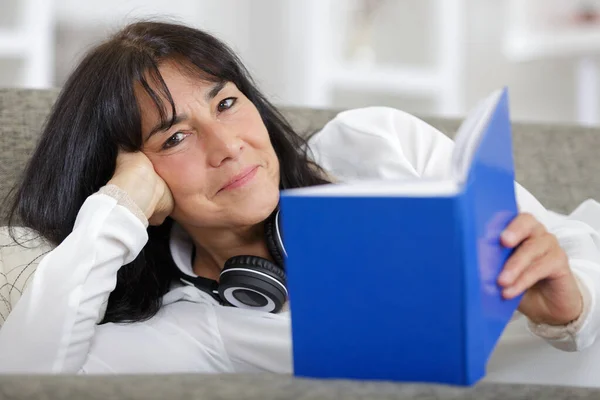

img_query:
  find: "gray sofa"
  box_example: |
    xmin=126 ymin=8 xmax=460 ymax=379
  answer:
xmin=1 ymin=88 xmax=600 ymax=399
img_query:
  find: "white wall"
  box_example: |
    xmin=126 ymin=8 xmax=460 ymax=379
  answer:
xmin=466 ymin=0 xmax=577 ymax=124
xmin=326 ymin=0 xmax=579 ymax=124
xmin=1 ymin=0 xmax=596 ymax=125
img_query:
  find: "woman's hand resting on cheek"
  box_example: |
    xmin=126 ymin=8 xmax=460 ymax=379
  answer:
xmin=498 ymin=213 xmax=584 ymax=326
xmin=107 ymin=150 xmax=174 ymax=226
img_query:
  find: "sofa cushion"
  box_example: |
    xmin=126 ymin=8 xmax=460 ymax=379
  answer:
xmin=0 ymin=89 xmax=60 ymax=216
xmin=0 ymin=227 xmax=53 ymax=327
xmin=3 ymin=90 xmax=600 ymax=221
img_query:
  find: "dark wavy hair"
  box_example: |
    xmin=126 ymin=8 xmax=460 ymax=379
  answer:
xmin=6 ymin=21 xmax=329 ymax=324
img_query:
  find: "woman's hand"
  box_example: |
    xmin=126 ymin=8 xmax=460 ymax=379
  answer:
xmin=498 ymin=213 xmax=583 ymax=326
xmin=107 ymin=151 xmax=174 ymax=226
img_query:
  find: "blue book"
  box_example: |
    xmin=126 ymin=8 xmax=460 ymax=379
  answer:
xmin=279 ymin=88 xmax=521 ymax=386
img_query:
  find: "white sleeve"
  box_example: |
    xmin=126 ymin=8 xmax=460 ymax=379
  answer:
xmin=0 ymin=193 xmax=148 ymax=373
xmin=307 ymin=106 xmax=455 ymax=182
xmin=308 ymin=106 xmax=600 ymax=352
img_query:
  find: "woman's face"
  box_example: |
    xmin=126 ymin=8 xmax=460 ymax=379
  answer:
xmin=137 ymin=62 xmax=280 ymax=229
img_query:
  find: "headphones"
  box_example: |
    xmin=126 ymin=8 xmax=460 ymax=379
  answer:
xmin=178 ymin=208 xmax=288 ymax=313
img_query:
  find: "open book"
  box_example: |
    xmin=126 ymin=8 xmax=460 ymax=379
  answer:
xmin=280 ymin=88 xmax=520 ymax=386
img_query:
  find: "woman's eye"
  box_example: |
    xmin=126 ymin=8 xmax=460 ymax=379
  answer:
xmin=217 ymin=97 xmax=237 ymax=112
xmin=162 ymin=132 xmax=187 ymax=149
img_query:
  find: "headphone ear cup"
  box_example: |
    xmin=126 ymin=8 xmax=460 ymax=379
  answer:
xmin=220 ymin=256 xmax=287 ymax=313
xmin=264 ymin=208 xmax=286 ymax=268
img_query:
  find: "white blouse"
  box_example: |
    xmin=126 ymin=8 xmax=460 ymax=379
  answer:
xmin=1 ymin=107 xmax=600 ymax=387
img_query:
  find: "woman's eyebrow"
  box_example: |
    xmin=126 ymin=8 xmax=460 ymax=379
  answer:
xmin=206 ymin=80 xmax=226 ymax=101
xmin=145 ymin=114 xmax=188 ymax=142
xmin=144 ymin=81 xmax=226 ymax=142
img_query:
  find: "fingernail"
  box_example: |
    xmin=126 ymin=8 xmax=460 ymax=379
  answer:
xmin=499 ymin=270 xmax=513 ymax=285
xmin=503 ymin=287 xmax=517 ymax=298
xmin=502 ymin=230 xmax=516 ymax=244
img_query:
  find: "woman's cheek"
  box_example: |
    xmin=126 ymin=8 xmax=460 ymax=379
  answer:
xmin=151 ymin=158 xmax=194 ymax=197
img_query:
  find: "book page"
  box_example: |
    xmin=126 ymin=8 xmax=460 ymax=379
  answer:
xmin=282 ymin=178 xmax=460 ymax=197
xmin=451 ymin=89 xmax=503 ymax=183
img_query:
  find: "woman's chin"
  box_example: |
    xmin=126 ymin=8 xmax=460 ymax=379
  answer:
xmin=237 ymin=190 xmax=280 ymax=223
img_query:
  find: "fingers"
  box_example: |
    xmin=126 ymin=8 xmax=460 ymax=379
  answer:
xmin=501 ymin=244 xmax=568 ymax=299
xmin=148 ymin=182 xmax=175 ymax=226
xmin=148 ymin=197 xmax=174 ymax=226
xmin=501 ymin=213 xmax=546 ymax=248
xmin=498 ymin=232 xmax=555 ymax=287
xmin=114 ymin=150 xmax=154 ymax=172
xmin=148 ymin=213 xmax=168 ymax=226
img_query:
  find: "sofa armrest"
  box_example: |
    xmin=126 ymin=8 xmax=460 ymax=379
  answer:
xmin=1 ymin=374 xmax=598 ymax=400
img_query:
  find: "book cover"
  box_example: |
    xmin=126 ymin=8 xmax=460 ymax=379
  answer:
xmin=279 ymin=88 xmax=520 ymax=386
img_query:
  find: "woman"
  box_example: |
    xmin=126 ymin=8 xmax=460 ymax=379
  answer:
xmin=0 ymin=21 xmax=598 ymax=381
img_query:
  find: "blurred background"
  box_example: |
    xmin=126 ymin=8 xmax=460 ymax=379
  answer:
xmin=2 ymin=0 xmax=600 ymax=126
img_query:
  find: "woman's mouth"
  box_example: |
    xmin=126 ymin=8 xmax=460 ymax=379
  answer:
xmin=219 ymin=165 xmax=259 ymax=192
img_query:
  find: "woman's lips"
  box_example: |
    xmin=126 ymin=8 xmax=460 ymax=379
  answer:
xmin=219 ymin=165 xmax=259 ymax=192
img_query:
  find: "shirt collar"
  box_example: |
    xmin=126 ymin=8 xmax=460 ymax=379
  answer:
xmin=169 ymin=221 xmax=196 ymax=278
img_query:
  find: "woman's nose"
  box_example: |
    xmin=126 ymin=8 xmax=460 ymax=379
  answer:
xmin=205 ymin=125 xmax=243 ymax=167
